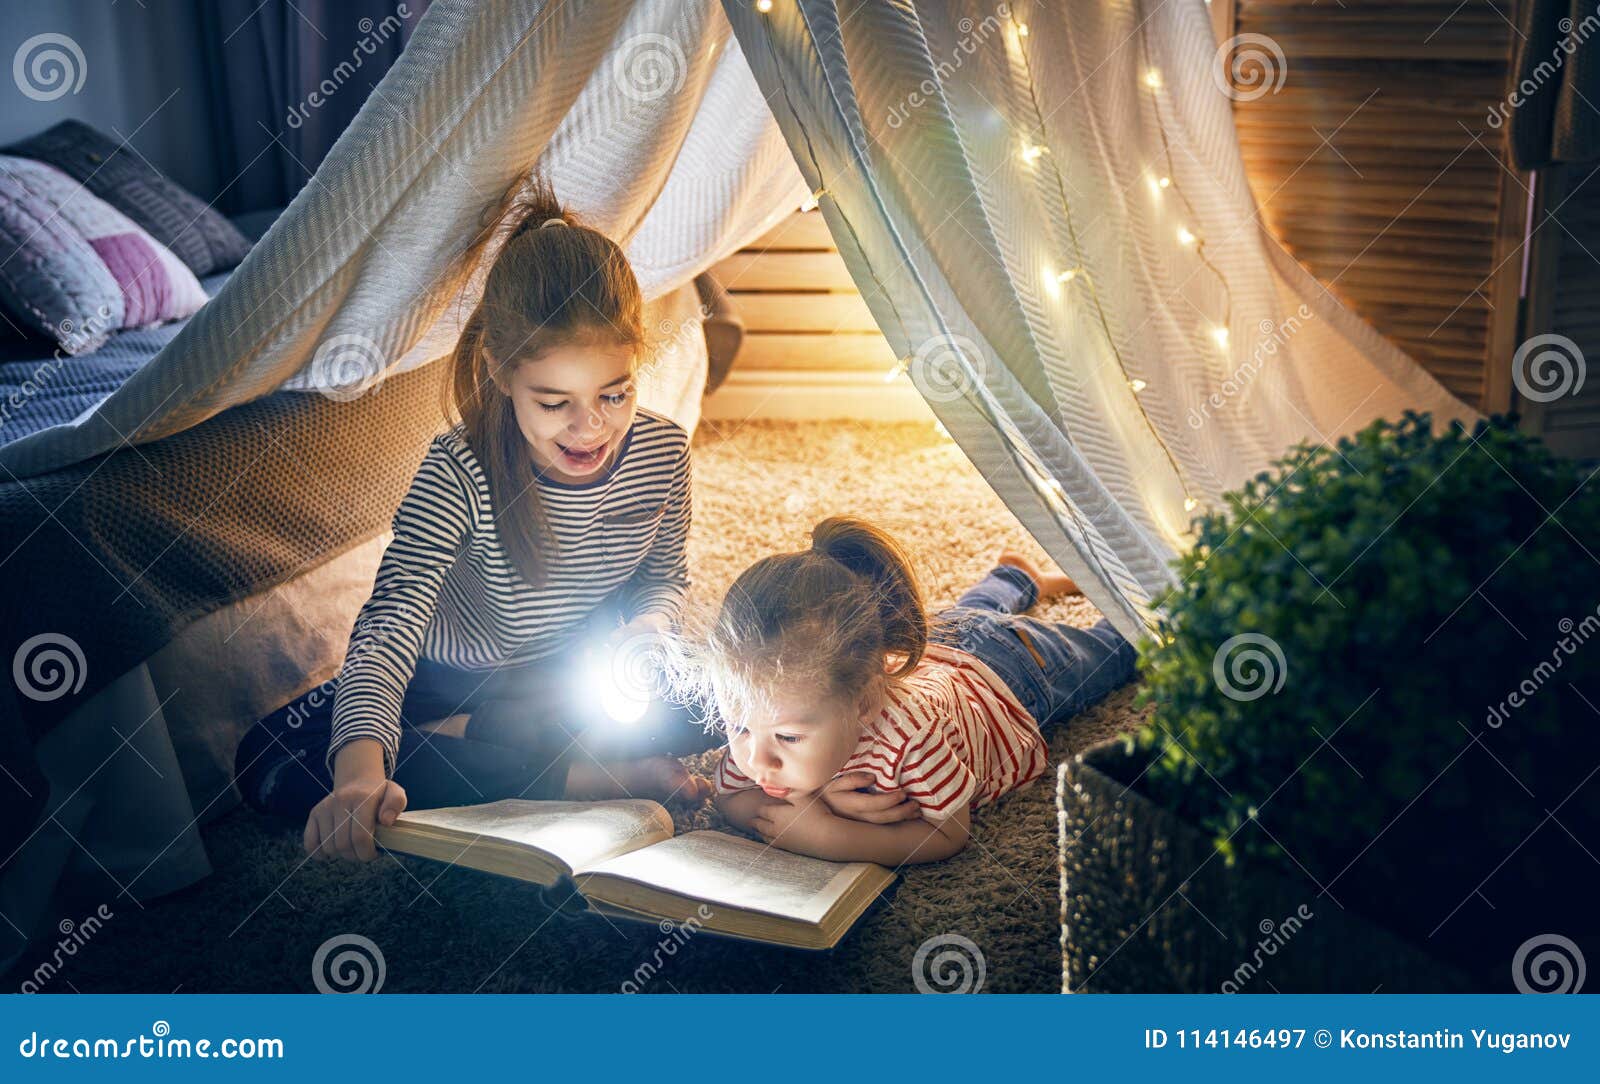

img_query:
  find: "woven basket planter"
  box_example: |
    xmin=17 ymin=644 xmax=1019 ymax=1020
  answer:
xmin=1057 ymin=742 xmax=1475 ymax=993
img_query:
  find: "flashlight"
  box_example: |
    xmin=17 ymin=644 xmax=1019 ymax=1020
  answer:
xmin=583 ymin=636 xmax=660 ymax=724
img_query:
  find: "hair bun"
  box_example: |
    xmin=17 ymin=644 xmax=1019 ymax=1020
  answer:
xmin=539 ymin=218 xmax=568 ymax=230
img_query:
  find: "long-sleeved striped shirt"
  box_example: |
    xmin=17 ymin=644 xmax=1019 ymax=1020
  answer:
xmin=328 ymin=408 xmax=692 ymax=774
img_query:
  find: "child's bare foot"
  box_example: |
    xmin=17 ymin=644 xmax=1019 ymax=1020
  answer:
xmin=998 ymin=550 xmax=1082 ymax=599
xmin=564 ymin=756 xmax=712 ymax=805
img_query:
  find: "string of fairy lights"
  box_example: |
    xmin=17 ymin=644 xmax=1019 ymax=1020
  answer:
xmin=1003 ymin=6 xmax=1238 ymax=521
xmin=744 ymin=1 xmax=1243 ymax=630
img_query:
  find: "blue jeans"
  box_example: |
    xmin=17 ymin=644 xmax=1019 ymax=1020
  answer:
xmin=929 ymin=565 xmax=1137 ymax=729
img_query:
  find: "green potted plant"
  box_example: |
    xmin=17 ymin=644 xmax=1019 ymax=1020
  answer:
xmin=1060 ymin=414 xmax=1600 ymax=992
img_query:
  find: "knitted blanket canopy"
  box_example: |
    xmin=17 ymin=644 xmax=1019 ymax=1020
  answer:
xmin=0 ymin=0 xmax=1473 ymax=639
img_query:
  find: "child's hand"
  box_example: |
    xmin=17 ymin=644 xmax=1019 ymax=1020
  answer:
xmin=820 ymin=772 xmax=922 ymax=824
xmin=748 ymin=794 xmax=849 ymax=859
xmin=305 ymin=740 xmax=407 ymax=862
xmin=609 ymin=612 xmax=671 ymax=646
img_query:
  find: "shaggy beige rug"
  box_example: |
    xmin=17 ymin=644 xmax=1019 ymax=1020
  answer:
xmin=9 ymin=420 xmax=1148 ymax=993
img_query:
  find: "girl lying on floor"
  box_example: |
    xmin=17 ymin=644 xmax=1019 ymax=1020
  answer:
xmin=235 ymin=177 xmax=715 ymax=862
xmin=701 ymin=517 xmax=1137 ymax=865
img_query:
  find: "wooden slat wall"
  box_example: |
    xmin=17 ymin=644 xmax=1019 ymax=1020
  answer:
xmin=715 ymin=6 xmax=1533 ymax=422
xmin=711 ymin=209 xmax=898 ymax=373
xmin=1525 ymin=167 xmax=1600 ymax=456
xmin=1230 ymin=0 xmax=1522 ymax=410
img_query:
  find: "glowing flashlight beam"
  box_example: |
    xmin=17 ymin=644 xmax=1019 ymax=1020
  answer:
xmin=586 ymin=641 xmax=652 ymax=724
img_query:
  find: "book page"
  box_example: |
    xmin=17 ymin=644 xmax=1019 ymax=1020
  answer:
xmin=581 ymin=831 xmax=872 ymax=925
xmin=392 ymin=799 xmax=673 ymax=873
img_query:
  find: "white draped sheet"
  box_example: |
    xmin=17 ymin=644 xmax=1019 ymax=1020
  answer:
xmin=0 ymin=0 xmax=807 ymax=477
xmin=1 ymin=0 xmax=1475 ymax=641
xmin=725 ymin=0 xmax=1476 ymax=638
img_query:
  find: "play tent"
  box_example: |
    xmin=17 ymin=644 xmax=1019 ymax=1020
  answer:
xmin=0 ymin=0 xmax=1474 ymax=641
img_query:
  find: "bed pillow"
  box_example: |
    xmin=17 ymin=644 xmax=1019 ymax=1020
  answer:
xmin=0 ymin=156 xmax=210 ymax=355
xmin=4 ymin=120 xmax=252 ymax=276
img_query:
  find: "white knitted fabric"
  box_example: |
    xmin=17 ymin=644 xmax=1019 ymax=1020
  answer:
xmin=728 ymin=0 xmax=1476 ymax=637
xmin=1 ymin=0 xmax=1477 ymax=640
xmin=0 ymin=0 xmax=805 ymax=477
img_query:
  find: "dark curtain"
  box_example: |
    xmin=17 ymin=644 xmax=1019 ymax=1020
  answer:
xmin=1508 ymin=0 xmax=1600 ymax=168
xmin=196 ymin=0 xmax=430 ymax=213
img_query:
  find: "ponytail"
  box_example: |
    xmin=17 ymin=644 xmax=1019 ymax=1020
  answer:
xmin=699 ymin=517 xmax=929 ymax=724
xmin=809 ymin=517 xmax=927 ymax=677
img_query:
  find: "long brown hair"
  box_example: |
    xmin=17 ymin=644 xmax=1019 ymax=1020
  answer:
xmin=699 ymin=517 xmax=929 ymax=726
xmin=446 ymin=174 xmax=644 ymax=585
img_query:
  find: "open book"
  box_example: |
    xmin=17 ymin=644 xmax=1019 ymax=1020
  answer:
xmin=375 ymin=799 xmax=897 ymax=950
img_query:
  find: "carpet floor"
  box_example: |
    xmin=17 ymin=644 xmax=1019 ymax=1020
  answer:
xmin=9 ymin=419 xmax=1148 ymax=993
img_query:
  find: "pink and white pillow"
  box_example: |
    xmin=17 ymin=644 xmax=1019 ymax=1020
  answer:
xmin=0 ymin=155 xmax=210 ymax=355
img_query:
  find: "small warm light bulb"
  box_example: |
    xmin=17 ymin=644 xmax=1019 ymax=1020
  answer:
xmin=756 ymin=0 xmax=774 ymax=11
xmin=1177 ymin=226 xmax=1197 ymax=246
xmin=1144 ymin=69 xmax=1163 ymax=89
xmin=1129 ymin=378 xmax=1147 ymax=392
xmin=1020 ymin=142 xmax=1045 ymax=164
xmin=1158 ymin=175 xmax=1172 ymax=189
xmin=800 ymin=188 xmax=822 ymax=212
xmin=1183 ymin=496 xmax=1199 ymax=512
xmin=1146 ymin=174 xmax=1163 ymax=197
xmin=1056 ymin=267 xmax=1080 ymax=285
xmin=1211 ymin=326 xmax=1230 ymax=347
xmin=1017 ymin=22 xmax=1030 ymax=36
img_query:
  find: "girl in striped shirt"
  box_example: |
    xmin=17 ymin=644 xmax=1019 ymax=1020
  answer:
xmin=235 ymin=179 xmax=713 ymax=861
xmin=702 ymin=517 xmax=1136 ymax=864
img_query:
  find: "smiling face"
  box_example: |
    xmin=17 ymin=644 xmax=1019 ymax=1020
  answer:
xmin=498 ymin=339 xmax=639 ymax=482
xmin=723 ymin=682 xmax=877 ymax=798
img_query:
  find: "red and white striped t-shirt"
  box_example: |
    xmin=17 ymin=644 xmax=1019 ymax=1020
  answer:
xmin=714 ymin=643 xmax=1047 ymax=820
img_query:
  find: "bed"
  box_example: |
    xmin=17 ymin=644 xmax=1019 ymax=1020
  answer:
xmin=0 ymin=202 xmax=724 ymax=969
xmin=0 ymin=208 xmax=452 ymax=966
